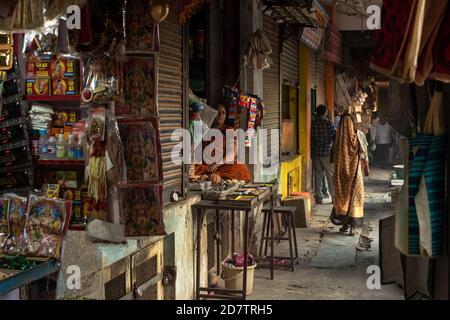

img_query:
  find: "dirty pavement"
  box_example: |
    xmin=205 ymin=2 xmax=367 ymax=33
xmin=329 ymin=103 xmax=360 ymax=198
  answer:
xmin=251 ymin=168 xmax=404 ymax=300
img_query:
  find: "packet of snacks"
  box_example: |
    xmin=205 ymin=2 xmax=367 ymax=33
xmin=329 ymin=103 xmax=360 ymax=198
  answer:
xmin=2 ymin=194 xmax=29 ymax=256
xmin=0 ymin=198 xmax=10 ymax=253
xmin=26 ymin=195 xmax=70 ymax=259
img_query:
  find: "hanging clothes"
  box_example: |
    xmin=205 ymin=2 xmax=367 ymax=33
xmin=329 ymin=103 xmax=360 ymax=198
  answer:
xmin=415 ymin=0 xmax=448 ymax=85
xmin=370 ymin=0 xmax=418 ymax=81
xmin=429 ymin=5 xmax=450 ymax=83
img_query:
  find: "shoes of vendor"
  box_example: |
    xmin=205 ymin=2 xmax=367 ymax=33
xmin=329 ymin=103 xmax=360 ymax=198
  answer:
xmin=315 ymin=198 xmax=323 ymax=204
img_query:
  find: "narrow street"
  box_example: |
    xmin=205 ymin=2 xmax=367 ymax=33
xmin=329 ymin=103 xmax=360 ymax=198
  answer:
xmin=251 ymin=168 xmax=404 ymax=300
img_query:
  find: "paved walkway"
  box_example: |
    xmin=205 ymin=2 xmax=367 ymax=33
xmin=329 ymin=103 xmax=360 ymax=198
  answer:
xmin=250 ymin=168 xmax=404 ymax=300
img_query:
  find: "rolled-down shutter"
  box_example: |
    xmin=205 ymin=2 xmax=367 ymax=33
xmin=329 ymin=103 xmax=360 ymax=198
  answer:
xmin=263 ymin=16 xmax=280 ymax=156
xmin=308 ymin=48 xmax=317 ymax=106
xmin=281 ymin=36 xmax=299 ymax=86
xmin=317 ymin=54 xmax=327 ymax=106
xmin=159 ymin=12 xmax=184 ymax=204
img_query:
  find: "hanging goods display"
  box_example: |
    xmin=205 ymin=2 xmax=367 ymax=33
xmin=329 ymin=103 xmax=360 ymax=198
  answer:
xmin=118 ymin=184 xmax=165 ymax=237
xmin=118 ymin=119 xmax=163 ymax=184
xmin=26 ymin=196 xmax=70 ymax=259
xmin=1 ymin=194 xmax=28 ymax=256
xmin=120 ymin=54 xmax=158 ymax=117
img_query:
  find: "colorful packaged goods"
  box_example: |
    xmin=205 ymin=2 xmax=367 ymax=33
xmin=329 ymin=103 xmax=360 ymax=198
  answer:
xmin=51 ymin=56 xmax=79 ymax=79
xmin=2 ymin=194 xmax=28 ymax=256
xmin=52 ymin=78 xmax=79 ymax=96
xmin=0 ymin=198 xmax=10 ymax=253
xmin=26 ymin=196 xmax=70 ymax=259
xmin=26 ymin=78 xmax=50 ymax=96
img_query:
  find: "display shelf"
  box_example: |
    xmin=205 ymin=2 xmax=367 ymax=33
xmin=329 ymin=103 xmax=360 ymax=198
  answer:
xmin=26 ymin=95 xmax=81 ymax=102
xmin=35 ymin=159 xmax=85 ymax=168
xmin=0 ymin=259 xmax=60 ymax=296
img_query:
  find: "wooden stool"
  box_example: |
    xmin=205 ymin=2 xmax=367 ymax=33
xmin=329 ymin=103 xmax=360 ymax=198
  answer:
xmin=258 ymin=206 xmax=299 ymax=274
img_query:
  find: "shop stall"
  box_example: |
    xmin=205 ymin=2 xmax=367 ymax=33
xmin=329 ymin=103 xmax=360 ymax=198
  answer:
xmin=0 ymin=0 xmax=170 ymax=299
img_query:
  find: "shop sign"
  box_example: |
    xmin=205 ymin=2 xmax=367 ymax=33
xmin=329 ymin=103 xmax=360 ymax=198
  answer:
xmin=323 ymin=26 xmax=342 ymax=64
xmin=301 ymin=0 xmax=329 ymax=51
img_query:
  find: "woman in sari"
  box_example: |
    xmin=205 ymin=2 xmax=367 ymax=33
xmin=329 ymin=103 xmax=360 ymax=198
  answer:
xmin=190 ymin=104 xmax=252 ymax=185
xmin=331 ymin=112 xmax=365 ymax=235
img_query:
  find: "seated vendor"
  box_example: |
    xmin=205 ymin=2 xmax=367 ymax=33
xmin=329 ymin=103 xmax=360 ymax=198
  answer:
xmin=190 ymin=104 xmax=252 ymax=185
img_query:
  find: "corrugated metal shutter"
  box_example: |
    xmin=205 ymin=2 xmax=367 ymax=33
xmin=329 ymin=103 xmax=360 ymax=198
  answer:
xmin=159 ymin=12 xmax=184 ymax=203
xmin=317 ymin=54 xmax=327 ymax=106
xmin=281 ymin=36 xmax=299 ymax=86
xmin=308 ymin=49 xmax=316 ymax=98
xmin=308 ymin=49 xmax=326 ymax=107
xmin=263 ymin=16 xmax=280 ymax=155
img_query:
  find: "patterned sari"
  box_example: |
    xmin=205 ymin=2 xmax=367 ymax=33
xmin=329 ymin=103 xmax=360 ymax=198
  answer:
xmin=332 ymin=115 xmax=364 ymax=227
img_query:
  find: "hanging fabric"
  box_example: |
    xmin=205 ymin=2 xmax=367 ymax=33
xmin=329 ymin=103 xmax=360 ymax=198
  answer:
xmin=243 ymin=29 xmax=273 ymax=71
xmin=428 ymin=5 xmax=450 ymax=83
xmin=391 ymin=0 xmax=426 ymax=83
xmin=415 ymin=0 xmax=448 ymax=85
xmin=370 ymin=0 xmax=418 ymax=81
xmin=414 ymin=90 xmax=445 ymax=258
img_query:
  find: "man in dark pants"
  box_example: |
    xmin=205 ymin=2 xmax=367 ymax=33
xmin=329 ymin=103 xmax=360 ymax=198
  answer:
xmin=373 ymin=116 xmax=395 ymax=169
xmin=311 ymin=105 xmax=336 ymax=204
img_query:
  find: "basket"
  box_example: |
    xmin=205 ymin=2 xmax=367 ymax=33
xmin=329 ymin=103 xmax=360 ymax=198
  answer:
xmin=221 ymin=262 xmax=257 ymax=296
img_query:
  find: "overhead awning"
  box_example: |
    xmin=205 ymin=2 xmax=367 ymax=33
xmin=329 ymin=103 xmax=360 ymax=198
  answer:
xmin=263 ymin=0 xmax=329 ymax=51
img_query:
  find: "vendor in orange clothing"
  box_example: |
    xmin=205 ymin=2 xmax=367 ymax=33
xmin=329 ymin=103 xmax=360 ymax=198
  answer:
xmin=190 ymin=104 xmax=252 ymax=185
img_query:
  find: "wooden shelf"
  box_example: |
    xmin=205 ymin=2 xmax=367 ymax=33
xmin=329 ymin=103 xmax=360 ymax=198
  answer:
xmin=26 ymin=95 xmax=81 ymax=102
xmin=35 ymin=159 xmax=85 ymax=168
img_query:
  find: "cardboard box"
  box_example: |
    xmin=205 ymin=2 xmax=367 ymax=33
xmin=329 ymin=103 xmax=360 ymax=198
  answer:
xmin=52 ymin=78 xmax=79 ymax=96
xmin=283 ymin=196 xmax=311 ymax=228
xmin=26 ymin=78 xmax=50 ymax=96
xmin=51 ymin=56 xmax=79 ymax=79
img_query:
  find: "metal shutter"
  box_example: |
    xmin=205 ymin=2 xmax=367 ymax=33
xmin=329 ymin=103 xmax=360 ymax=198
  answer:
xmin=308 ymin=49 xmax=326 ymax=107
xmin=317 ymin=54 xmax=327 ymax=106
xmin=281 ymin=36 xmax=299 ymax=86
xmin=159 ymin=12 xmax=184 ymax=203
xmin=263 ymin=16 xmax=280 ymax=156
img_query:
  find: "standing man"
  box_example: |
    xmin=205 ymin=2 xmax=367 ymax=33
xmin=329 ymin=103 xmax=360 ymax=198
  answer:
xmin=373 ymin=115 xmax=395 ymax=169
xmin=311 ymin=105 xmax=337 ymax=204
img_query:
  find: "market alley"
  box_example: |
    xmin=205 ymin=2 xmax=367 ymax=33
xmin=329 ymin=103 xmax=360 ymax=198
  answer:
xmin=251 ymin=168 xmax=404 ymax=300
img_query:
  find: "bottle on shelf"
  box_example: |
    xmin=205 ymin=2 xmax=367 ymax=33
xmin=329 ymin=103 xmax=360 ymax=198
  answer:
xmin=67 ymin=134 xmax=76 ymax=159
xmin=56 ymin=134 xmax=67 ymax=159
xmin=47 ymin=134 xmax=57 ymax=160
xmin=75 ymin=133 xmax=85 ymax=160
xmin=38 ymin=129 xmax=48 ymax=160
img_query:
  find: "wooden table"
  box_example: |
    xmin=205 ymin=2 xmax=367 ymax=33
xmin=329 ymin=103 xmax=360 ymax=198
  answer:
xmin=191 ymin=185 xmax=276 ymax=300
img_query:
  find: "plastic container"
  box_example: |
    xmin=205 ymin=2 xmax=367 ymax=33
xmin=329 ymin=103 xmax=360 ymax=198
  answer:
xmin=67 ymin=134 xmax=76 ymax=159
xmin=38 ymin=129 xmax=48 ymax=159
xmin=221 ymin=262 xmax=257 ymax=296
xmin=47 ymin=135 xmax=57 ymax=159
xmin=56 ymin=134 xmax=66 ymax=159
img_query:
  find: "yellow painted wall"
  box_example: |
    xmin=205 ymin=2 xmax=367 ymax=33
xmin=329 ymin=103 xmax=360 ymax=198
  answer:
xmin=280 ymin=155 xmax=302 ymax=198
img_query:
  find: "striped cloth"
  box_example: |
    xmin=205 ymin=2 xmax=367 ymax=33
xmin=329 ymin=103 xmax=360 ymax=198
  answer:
xmin=407 ymin=133 xmax=445 ymax=257
xmin=408 ymin=134 xmax=432 ymax=255
xmin=421 ymin=135 xmax=445 ymax=257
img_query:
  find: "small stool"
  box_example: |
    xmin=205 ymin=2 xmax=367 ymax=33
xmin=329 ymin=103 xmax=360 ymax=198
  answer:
xmin=258 ymin=205 xmax=299 ymax=273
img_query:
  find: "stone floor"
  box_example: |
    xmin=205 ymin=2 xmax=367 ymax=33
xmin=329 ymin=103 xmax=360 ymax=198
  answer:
xmin=250 ymin=168 xmax=405 ymax=300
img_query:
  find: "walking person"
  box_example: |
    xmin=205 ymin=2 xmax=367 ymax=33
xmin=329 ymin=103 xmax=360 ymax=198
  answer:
xmin=373 ymin=116 xmax=396 ymax=169
xmin=330 ymin=112 xmax=365 ymax=235
xmin=311 ymin=105 xmax=336 ymax=204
